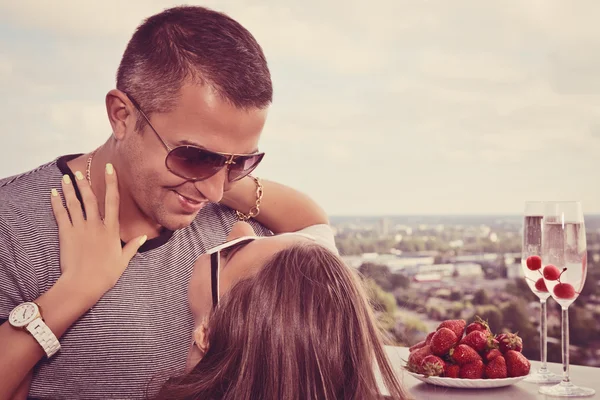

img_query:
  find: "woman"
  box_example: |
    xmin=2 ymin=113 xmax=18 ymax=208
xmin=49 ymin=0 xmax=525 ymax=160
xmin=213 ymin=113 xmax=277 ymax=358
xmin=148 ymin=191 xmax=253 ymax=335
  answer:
xmin=51 ymin=166 xmax=411 ymax=400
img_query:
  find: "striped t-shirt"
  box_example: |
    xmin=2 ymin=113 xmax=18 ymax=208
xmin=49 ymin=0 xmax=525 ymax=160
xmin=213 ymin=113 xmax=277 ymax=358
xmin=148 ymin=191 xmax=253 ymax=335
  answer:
xmin=0 ymin=154 xmax=270 ymax=399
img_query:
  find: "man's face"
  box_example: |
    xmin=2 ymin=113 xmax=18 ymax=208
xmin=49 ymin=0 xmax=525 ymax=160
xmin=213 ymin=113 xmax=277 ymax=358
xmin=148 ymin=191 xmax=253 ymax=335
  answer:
xmin=117 ymin=83 xmax=268 ymax=231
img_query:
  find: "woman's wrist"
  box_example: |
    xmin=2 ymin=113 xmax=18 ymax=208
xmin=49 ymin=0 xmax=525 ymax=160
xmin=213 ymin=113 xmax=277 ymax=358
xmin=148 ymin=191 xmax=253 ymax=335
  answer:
xmin=220 ymin=176 xmax=263 ymax=217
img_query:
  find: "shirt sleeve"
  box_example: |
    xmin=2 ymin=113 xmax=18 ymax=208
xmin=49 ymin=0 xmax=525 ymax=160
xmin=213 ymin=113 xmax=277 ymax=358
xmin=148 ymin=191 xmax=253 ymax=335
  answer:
xmin=0 ymin=216 xmax=36 ymax=321
xmin=295 ymin=224 xmax=339 ymax=256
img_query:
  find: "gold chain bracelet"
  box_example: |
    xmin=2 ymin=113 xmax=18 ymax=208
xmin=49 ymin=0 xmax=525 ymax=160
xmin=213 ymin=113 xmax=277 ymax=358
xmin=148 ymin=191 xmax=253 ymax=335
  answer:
xmin=235 ymin=176 xmax=263 ymax=221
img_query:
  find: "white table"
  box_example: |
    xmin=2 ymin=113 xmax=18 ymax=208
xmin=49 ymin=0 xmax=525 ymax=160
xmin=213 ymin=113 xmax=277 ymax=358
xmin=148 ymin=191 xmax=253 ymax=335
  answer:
xmin=381 ymin=346 xmax=600 ymax=399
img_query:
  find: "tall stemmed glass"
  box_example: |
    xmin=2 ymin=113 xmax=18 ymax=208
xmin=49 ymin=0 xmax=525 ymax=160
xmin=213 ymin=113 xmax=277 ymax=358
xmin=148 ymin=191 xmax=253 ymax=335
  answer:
xmin=538 ymin=201 xmax=594 ymax=397
xmin=521 ymin=201 xmax=561 ymax=384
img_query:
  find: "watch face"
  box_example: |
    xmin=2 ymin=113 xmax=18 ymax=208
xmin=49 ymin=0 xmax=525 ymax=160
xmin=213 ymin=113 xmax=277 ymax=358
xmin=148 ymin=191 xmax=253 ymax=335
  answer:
xmin=9 ymin=302 xmax=39 ymax=327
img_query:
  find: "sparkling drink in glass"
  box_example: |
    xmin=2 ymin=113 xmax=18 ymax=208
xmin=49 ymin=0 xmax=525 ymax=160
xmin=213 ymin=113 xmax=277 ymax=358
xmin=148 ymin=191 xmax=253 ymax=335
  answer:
xmin=521 ymin=201 xmax=561 ymax=384
xmin=538 ymin=201 xmax=595 ymax=398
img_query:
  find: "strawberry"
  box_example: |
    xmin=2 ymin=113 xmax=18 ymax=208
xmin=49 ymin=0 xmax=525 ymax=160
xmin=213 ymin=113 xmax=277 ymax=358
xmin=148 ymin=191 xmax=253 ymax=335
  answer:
xmin=421 ymin=355 xmax=446 ymax=377
xmin=485 ymin=355 xmax=508 ymax=379
xmin=459 ymin=330 xmax=493 ymax=353
xmin=496 ymin=332 xmax=523 ymax=353
xmin=459 ymin=360 xmax=484 ymax=379
xmin=449 ymin=344 xmax=482 ymax=366
xmin=406 ymin=345 xmax=433 ymax=374
xmin=466 ymin=315 xmax=490 ymax=335
xmin=437 ymin=319 xmax=466 ymax=341
xmin=535 ymin=277 xmax=548 ymax=292
xmin=505 ymin=350 xmax=531 ymax=377
xmin=430 ymin=327 xmax=458 ymax=356
xmin=409 ymin=340 xmax=426 ymax=353
xmin=425 ymin=331 xmax=435 ymax=345
xmin=526 ymin=255 xmax=542 ymax=271
xmin=445 ymin=364 xmax=460 ymax=378
xmin=554 ymin=283 xmax=576 ymax=299
xmin=484 ymin=348 xmax=503 ymax=362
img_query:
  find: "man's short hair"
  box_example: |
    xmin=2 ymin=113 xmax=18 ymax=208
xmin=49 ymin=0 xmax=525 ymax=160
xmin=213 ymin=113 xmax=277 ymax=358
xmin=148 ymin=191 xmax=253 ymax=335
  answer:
xmin=117 ymin=6 xmax=273 ymax=130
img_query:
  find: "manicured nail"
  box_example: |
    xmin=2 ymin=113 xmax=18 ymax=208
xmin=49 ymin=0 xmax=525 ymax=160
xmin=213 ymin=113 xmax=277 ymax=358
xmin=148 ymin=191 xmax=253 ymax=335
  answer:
xmin=139 ymin=235 xmax=148 ymax=246
xmin=51 ymin=188 xmax=58 ymax=197
xmin=63 ymin=174 xmax=71 ymax=184
xmin=106 ymin=163 xmax=114 ymax=175
xmin=74 ymin=171 xmax=84 ymax=181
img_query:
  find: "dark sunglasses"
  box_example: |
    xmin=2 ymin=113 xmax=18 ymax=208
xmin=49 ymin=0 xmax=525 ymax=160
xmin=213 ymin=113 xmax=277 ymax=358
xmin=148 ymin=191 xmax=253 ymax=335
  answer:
xmin=125 ymin=93 xmax=265 ymax=182
xmin=205 ymin=232 xmax=317 ymax=309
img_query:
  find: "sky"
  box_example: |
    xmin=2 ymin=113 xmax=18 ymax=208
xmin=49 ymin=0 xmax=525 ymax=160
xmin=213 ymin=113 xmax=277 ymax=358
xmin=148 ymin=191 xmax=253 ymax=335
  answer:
xmin=0 ymin=0 xmax=599 ymax=216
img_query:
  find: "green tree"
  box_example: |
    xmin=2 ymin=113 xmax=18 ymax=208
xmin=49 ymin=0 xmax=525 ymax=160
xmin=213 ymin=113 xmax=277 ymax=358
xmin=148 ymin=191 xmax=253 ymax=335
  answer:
xmin=359 ymin=263 xmax=392 ymax=291
xmin=501 ymin=299 xmax=537 ymax=360
xmin=472 ymin=305 xmax=503 ymax=332
xmin=472 ymin=289 xmax=490 ymax=305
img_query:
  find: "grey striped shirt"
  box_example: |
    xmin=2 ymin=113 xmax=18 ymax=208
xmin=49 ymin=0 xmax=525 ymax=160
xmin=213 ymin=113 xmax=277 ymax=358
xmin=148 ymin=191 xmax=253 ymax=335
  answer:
xmin=0 ymin=154 xmax=270 ymax=399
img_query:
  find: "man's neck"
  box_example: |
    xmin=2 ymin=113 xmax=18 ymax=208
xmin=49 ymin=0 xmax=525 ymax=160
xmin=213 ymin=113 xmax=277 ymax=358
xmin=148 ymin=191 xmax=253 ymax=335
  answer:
xmin=67 ymin=144 xmax=163 ymax=243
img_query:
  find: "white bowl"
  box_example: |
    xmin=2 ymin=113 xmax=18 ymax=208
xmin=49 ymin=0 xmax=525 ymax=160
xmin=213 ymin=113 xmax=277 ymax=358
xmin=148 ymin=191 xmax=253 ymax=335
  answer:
xmin=405 ymin=371 xmax=528 ymax=389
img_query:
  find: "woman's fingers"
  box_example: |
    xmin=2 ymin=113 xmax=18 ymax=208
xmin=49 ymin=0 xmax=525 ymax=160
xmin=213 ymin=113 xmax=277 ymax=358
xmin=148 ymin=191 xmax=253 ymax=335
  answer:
xmin=61 ymin=174 xmax=84 ymax=226
xmin=103 ymin=163 xmax=120 ymax=231
xmin=50 ymin=187 xmax=72 ymax=229
xmin=73 ymin=170 xmax=101 ymax=222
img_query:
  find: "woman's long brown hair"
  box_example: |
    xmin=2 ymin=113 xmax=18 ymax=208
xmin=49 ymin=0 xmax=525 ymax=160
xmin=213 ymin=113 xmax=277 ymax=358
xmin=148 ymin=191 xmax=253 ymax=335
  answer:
xmin=154 ymin=243 xmax=410 ymax=400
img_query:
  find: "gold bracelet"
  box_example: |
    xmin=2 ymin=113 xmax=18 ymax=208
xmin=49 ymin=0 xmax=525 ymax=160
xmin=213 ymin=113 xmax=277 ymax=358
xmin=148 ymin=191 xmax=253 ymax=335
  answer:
xmin=235 ymin=176 xmax=263 ymax=221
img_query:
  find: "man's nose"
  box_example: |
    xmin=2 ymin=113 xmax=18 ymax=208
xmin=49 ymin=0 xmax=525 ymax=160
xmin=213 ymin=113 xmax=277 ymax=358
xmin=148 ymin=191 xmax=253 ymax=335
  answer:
xmin=195 ymin=169 xmax=227 ymax=203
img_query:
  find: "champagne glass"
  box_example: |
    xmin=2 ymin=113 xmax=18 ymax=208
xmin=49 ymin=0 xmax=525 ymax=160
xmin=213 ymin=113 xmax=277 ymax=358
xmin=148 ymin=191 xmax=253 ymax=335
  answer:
xmin=538 ymin=201 xmax=595 ymax=397
xmin=521 ymin=201 xmax=561 ymax=384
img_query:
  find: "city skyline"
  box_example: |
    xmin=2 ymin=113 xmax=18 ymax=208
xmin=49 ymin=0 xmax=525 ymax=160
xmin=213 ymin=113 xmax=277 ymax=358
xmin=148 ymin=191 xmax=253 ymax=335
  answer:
xmin=1 ymin=1 xmax=599 ymax=215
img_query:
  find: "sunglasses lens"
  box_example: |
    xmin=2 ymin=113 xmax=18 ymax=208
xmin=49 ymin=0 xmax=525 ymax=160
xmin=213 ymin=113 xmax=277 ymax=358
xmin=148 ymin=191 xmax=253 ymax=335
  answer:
xmin=166 ymin=146 xmax=225 ymax=180
xmin=228 ymin=153 xmax=264 ymax=182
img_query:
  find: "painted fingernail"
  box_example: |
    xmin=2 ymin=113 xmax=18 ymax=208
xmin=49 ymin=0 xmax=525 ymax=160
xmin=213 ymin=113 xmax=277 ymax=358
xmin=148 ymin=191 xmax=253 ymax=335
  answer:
xmin=63 ymin=174 xmax=71 ymax=184
xmin=139 ymin=235 xmax=148 ymax=246
xmin=74 ymin=171 xmax=84 ymax=181
xmin=51 ymin=188 xmax=58 ymax=197
xmin=106 ymin=163 xmax=114 ymax=175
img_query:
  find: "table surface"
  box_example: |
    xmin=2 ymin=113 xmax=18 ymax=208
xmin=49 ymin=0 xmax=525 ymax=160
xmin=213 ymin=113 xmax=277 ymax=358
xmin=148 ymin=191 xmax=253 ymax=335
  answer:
xmin=380 ymin=346 xmax=600 ymax=400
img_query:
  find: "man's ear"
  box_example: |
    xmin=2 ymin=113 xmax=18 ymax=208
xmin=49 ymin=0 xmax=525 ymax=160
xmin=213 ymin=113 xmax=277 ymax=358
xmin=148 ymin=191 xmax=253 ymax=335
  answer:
xmin=105 ymin=89 xmax=135 ymax=141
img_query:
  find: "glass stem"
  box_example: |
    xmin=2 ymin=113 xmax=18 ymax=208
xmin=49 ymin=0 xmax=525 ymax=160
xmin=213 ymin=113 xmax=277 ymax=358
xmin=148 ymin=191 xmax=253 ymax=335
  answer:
xmin=539 ymin=299 xmax=548 ymax=372
xmin=561 ymin=306 xmax=570 ymax=383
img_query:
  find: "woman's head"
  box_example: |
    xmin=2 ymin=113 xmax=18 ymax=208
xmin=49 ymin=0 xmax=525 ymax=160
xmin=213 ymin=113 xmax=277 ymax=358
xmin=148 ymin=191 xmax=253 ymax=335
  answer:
xmin=158 ymin=243 xmax=409 ymax=400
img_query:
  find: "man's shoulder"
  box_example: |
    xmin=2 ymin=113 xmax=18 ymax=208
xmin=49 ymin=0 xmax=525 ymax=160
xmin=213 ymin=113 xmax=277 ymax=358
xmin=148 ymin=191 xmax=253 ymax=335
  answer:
xmin=0 ymin=157 xmax=65 ymax=229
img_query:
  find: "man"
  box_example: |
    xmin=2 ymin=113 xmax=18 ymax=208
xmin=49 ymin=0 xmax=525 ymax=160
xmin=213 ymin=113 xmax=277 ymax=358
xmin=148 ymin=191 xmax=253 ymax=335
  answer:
xmin=0 ymin=6 xmax=326 ymax=399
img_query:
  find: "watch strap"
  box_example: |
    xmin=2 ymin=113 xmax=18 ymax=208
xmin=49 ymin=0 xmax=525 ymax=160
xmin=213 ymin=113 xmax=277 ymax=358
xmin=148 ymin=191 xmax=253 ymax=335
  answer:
xmin=26 ymin=317 xmax=61 ymax=358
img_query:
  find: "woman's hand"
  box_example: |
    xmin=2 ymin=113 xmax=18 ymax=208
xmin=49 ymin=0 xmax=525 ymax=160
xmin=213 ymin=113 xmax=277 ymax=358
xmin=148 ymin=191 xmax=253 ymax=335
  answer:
xmin=50 ymin=164 xmax=147 ymax=302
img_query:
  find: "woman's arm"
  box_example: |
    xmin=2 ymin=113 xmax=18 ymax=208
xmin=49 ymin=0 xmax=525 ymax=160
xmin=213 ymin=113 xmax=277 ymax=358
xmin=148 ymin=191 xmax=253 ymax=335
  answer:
xmin=220 ymin=176 xmax=329 ymax=234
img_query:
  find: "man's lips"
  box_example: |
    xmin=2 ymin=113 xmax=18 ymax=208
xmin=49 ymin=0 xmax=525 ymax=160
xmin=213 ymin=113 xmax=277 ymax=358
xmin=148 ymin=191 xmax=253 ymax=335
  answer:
xmin=174 ymin=191 xmax=206 ymax=204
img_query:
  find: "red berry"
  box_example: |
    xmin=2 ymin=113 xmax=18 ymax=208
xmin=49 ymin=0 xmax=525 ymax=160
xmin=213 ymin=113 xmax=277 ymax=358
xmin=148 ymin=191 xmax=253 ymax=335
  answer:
xmin=445 ymin=364 xmax=460 ymax=378
xmin=554 ymin=283 xmax=576 ymax=299
xmin=409 ymin=340 xmax=427 ymax=353
xmin=485 ymin=355 xmax=508 ymax=379
xmin=505 ymin=350 xmax=531 ymax=377
xmin=430 ymin=328 xmax=458 ymax=356
xmin=420 ymin=355 xmax=446 ymax=377
xmin=535 ymin=278 xmax=548 ymax=292
xmin=543 ymin=265 xmax=561 ymax=281
xmin=496 ymin=332 xmax=523 ymax=353
xmin=459 ymin=360 xmax=484 ymax=379
xmin=526 ymin=255 xmax=542 ymax=271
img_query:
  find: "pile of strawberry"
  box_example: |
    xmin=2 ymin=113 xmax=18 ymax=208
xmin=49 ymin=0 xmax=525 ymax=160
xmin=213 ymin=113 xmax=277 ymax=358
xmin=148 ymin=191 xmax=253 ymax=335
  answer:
xmin=406 ymin=316 xmax=531 ymax=379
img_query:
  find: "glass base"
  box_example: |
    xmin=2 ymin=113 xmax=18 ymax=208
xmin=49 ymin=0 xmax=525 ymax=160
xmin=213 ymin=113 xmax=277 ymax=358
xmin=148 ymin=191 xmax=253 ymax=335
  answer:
xmin=539 ymin=381 xmax=596 ymax=397
xmin=523 ymin=368 xmax=562 ymax=384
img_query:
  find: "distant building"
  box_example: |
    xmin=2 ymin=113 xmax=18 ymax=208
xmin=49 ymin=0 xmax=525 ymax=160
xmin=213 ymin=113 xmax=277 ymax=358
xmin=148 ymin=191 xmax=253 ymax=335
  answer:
xmin=454 ymin=263 xmax=484 ymax=279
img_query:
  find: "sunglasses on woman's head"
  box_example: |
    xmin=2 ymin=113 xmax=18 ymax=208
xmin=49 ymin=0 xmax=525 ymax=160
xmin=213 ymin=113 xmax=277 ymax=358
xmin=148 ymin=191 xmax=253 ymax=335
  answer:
xmin=206 ymin=233 xmax=316 ymax=308
xmin=125 ymin=93 xmax=265 ymax=182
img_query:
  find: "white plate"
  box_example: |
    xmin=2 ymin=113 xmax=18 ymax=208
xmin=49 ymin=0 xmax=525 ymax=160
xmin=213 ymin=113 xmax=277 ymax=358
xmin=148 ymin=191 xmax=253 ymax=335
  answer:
xmin=405 ymin=371 xmax=528 ymax=389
